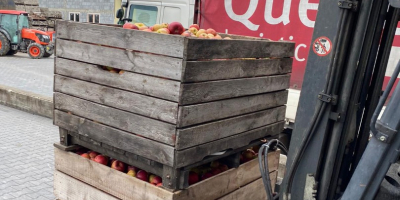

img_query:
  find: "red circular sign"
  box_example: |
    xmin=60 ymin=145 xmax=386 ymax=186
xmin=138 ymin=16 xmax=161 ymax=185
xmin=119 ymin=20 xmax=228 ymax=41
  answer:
xmin=313 ymin=37 xmax=332 ymax=56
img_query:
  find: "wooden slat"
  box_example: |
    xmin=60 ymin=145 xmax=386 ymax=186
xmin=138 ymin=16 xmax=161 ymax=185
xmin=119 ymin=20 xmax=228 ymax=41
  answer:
xmin=185 ymin=38 xmax=295 ymax=60
xmin=217 ymin=172 xmax=278 ymax=200
xmin=54 ymin=93 xmax=176 ymax=146
xmin=54 ymin=148 xmax=174 ymax=200
xmin=176 ymin=106 xmax=286 ymax=150
xmin=179 ymin=75 xmax=291 ymax=105
xmin=182 ymin=58 xmax=292 ymax=82
xmin=56 ymin=20 xmax=186 ymax=58
xmin=177 ymin=91 xmax=288 ymax=127
xmin=54 ymin=110 xmax=175 ymax=166
xmin=54 ymin=147 xmax=279 ymax=200
xmin=56 ymin=39 xmax=183 ymax=80
xmin=173 ymin=151 xmax=279 ymax=200
xmin=55 ymin=58 xmax=181 ymax=102
xmin=175 ymin=122 xmax=284 ymax=167
xmin=54 ymin=75 xmax=178 ymax=124
xmin=54 ymin=171 xmax=120 ymax=200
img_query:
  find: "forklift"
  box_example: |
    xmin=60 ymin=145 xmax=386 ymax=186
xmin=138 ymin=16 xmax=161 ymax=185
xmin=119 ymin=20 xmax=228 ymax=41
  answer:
xmin=255 ymin=0 xmax=400 ymax=199
xmin=0 ymin=10 xmax=54 ymax=59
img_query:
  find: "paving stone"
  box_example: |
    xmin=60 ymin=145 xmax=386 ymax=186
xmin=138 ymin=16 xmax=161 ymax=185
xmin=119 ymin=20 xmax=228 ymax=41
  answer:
xmin=0 ymin=105 xmax=58 ymax=200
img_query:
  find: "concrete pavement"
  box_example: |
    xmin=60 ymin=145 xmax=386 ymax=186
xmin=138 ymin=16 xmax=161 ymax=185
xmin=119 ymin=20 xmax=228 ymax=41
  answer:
xmin=0 ymin=104 xmax=58 ymax=200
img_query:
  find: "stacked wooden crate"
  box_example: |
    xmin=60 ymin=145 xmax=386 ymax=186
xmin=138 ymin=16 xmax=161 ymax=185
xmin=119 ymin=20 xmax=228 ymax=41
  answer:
xmin=53 ymin=20 xmax=293 ymax=198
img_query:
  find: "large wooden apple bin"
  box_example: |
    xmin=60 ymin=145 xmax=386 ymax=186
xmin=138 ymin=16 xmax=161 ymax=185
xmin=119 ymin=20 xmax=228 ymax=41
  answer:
xmin=53 ymin=20 xmax=293 ymax=190
xmin=53 ymin=147 xmax=279 ymax=200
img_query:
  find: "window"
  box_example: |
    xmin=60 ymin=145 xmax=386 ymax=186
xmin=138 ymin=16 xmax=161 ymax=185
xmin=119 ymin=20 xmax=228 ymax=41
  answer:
xmin=129 ymin=5 xmax=158 ymax=27
xmin=162 ymin=7 xmax=181 ymax=24
xmin=69 ymin=12 xmax=80 ymax=22
xmin=88 ymin=13 xmax=100 ymax=23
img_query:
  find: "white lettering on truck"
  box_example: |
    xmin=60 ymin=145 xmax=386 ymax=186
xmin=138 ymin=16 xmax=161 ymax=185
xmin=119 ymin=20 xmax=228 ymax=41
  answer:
xmin=224 ymin=0 xmax=260 ymax=31
xmin=265 ymin=0 xmax=291 ymax=25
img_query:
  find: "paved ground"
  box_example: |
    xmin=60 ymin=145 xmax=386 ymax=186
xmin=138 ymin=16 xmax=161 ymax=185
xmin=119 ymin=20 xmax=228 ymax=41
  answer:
xmin=0 ymin=53 xmax=54 ymax=97
xmin=0 ymin=105 xmax=58 ymax=200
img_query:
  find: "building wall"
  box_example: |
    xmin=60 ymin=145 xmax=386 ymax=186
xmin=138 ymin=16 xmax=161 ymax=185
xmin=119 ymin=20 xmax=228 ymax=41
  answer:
xmin=38 ymin=0 xmax=116 ymax=24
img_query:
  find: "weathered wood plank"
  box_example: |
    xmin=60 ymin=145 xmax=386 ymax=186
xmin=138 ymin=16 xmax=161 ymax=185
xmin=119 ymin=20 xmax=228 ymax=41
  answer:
xmin=56 ymin=39 xmax=183 ymax=80
xmin=54 ymin=171 xmax=120 ymax=200
xmin=54 ymin=110 xmax=175 ymax=166
xmin=175 ymin=122 xmax=284 ymax=167
xmin=182 ymin=58 xmax=292 ymax=82
xmin=55 ymin=147 xmax=279 ymax=200
xmin=55 ymin=58 xmax=180 ymax=102
xmin=176 ymin=106 xmax=286 ymax=150
xmin=173 ymin=151 xmax=279 ymax=200
xmin=177 ymin=91 xmax=288 ymax=127
xmin=179 ymin=75 xmax=291 ymax=105
xmin=56 ymin=20 xmax=186 ymax=58
xmin=54 ymin=148 xmax=174 ymax=200
xmin=217 ymin=172 xmax=278 ymax=200
xmin=185 ymin=38 xmax=295 ymax=60
xmin=54 ymin=75 xmax=178 ymax=124
xmin=54 ymin=93 xmax=176 ymax=145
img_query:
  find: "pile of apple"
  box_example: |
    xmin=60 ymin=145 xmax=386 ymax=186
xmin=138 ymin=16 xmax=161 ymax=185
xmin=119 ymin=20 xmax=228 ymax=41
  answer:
xmin=74 ymin=144 xmax=261 ymax=187
xmin=123 ymin=22 xmax=231 ymax=39
xmin=76 ymin=149 xmax=162 ymax=186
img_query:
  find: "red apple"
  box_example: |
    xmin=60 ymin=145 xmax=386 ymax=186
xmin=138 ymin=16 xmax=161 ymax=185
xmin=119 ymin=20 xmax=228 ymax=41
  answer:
xmin=139 ymin=26 xmax=149 ymax=30
xmin=207 ymin=34 xmax=215 ymax=39
xmin=168 ymin=22 xmax=185 ymax=35
xmin=201 ymin=172 xmax=213 ymax=180
xmin=149 ymin=174 xmax=162 ymax=185
xmin=142 ymin=28 xmax=152 ymax=32
xmin=111 ymin=160 xmax=126 ymax=172
xmin=156 ymin=183 xmax=163 ymax=187
xmin=127 ymin=166 xmax=140 ymax=173
xmin=123 ymin=23 xmax=139 ymax=30
xmin=214 ymin=34 xmax=222 ymax=39
xmin=188 ymin=27 xmax=198 ymax=35
xmin=219 ymin=164 xmax=229 ymax=172
xmin=156 ymin=28 xmax=170 ymax=34
xmin=181 ymin=31 xmax=192 ymax=37
xmin=136 ymin=170 xmax=148 ymax=182
xmin=134 ymin=23 xmax=146 ymax=29
xmin=189 ymin=24 xmax=200 ymax=30
xmin=88 ymin=151 xmax=99 ymax=160
xmin=81 ymin=153 xmax=90 ymax=159
xmin=93 ymin=155 xmax=109 ymax=165
xmin=211 ymin=168 xmax=222 ymax=175
xmin=188 ymin=171 xmax=199 ymax=185
xmin=206 ymin=28 xmax=217 ymax=36
xmin=127 ymin=170 xmax=136 ymax=177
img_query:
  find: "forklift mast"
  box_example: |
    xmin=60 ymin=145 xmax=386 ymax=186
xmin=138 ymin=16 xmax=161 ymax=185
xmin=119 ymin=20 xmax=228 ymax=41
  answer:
xmin=281 ymin=0 xmax=400 ymax=199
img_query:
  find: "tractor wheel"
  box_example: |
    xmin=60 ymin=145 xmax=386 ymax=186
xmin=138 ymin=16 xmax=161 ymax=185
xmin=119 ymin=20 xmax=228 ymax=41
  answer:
xmin=43 ymin=43 xmax=54 ymax=58
xmin=27 ymin=43 xmax=45 ymax=59
xmin=0 ymin=33 xmax=10 ymax=56
xmin=6 ymin=49 xmax=18 ymax=55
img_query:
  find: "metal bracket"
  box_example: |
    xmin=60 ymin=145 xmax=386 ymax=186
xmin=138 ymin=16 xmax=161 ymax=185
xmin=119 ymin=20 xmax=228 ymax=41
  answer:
xmin=329 ymin=112 xmax=341 ymax=121
xmin=375 ymin=120 xmax=398 ymax=143
xmin=338 ymin=1 xmax=359 ymax=11
xmin=318 ymin=93 xmax=337 ymax=105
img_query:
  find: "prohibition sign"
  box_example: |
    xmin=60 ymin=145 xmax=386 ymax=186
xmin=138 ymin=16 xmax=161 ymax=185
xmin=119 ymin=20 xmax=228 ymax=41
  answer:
xmin=313 ymin=36 xmax=332 ymax=56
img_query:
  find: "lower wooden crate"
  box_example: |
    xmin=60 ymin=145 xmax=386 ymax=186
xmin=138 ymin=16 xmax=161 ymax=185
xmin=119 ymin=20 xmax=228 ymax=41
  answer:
xmin=53 ymin=147 xmax=279 ymax=200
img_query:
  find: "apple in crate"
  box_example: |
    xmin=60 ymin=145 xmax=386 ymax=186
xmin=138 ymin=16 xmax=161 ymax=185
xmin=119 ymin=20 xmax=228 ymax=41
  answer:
xmin=219 ymin=164 xmax=229 ymax=172
xmin=206 ymin=28 xmax=217 ymax=36
xmin=188 ymin=27 xmax=198 ymax=35
xmin=93 ymin=155 xmax=109 ymax=166
xmin=157 ymin=28 xmax=170 ymax=34
xmin=127 ymin=165 xmax=140 ymax=173
xmin=149 ymin=174 xmax=162 ymax=185
xmin=201 ymin=172 xmax=213 ymax=180
xmin=123 ymin=23 xmax=139 ymax=30
xmin=81 ymin=153 xmax=90 ymax=159
xmin=188 ymin=171 xmax=199 ymax=185
xmin=168 ymin=22 xmax=185 ymax=35
xmin=136 ymin=170 xmax=148 ymax=182
xmin=127 ymin=169 xmax=136 ymax=177
xmin=88 ymin=151 xmax=99 ymax=160
xmin=181 ymin=31 xmax=192 ymax=37
xmin=111 ymin=160 xmax=126 ymax=172
xmin=189 ymin=24 xmax=200 ymax=30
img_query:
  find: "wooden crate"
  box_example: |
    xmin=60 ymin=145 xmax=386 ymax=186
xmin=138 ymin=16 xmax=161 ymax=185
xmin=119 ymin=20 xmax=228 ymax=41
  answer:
xmin=53 ymin=147 xmax=279 ymax=200
xmin=54 ymin=20 xmax=293 ymax=189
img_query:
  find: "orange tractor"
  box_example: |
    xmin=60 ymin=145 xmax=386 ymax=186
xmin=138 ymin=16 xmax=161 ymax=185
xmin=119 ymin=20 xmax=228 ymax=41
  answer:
xmin=0 ymin=10 xmax=54 ymax=59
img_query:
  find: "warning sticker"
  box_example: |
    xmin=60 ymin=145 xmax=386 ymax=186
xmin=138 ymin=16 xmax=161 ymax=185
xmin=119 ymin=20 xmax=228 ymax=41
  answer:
xmin=313 ymin=37 xmax=332 ymax=56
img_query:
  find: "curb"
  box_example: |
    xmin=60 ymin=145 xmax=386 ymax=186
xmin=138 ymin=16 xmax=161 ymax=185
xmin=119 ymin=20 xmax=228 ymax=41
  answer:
xmin=0 ymin=84 xmax=53 ymax=118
